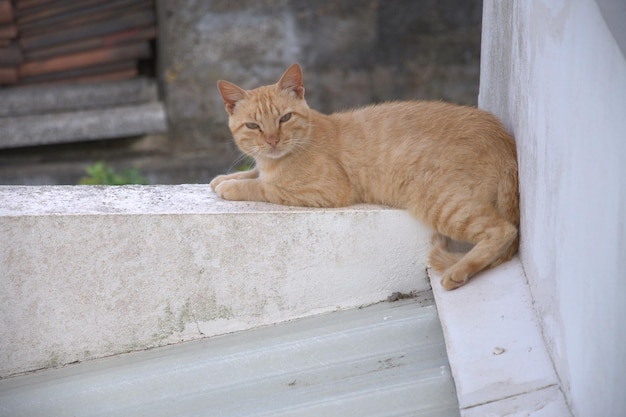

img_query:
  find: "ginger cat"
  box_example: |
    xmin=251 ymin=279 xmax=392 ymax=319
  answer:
xmin=211 ymin=64 xmax=519 ymax=290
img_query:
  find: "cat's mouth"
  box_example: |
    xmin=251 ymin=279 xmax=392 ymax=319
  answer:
xmin=264 ymin=147 xmax=288 ymax=159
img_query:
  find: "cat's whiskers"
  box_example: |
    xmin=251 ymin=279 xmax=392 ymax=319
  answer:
xmin=226 ymin=152 xmax=256 ymax=173
xmin=288 ymin=138 xmax=309 ymax=154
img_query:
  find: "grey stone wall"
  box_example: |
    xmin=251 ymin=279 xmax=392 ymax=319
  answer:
xmin=158 ymin=0 xmax=482 ymax=163
xmin=0 ymin=0 xmax=482 ymax=185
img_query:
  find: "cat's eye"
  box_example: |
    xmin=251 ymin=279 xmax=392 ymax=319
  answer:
xmin=280 ymin=113 xmax=292 ymax=123
xmin=245 ymin=122 xmax=260 ymax=129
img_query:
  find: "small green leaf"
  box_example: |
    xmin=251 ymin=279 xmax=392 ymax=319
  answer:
xmin=79 ymin=161 xmax=148 ymax=185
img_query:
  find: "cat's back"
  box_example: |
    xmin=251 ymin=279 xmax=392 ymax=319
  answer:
xmin=339 ymin=100 xmax=511 ymax=145
xmin=327 ymin=100 xmax=517 ymax=212
xmin=331 ymin=100 xmax=516 ymax=168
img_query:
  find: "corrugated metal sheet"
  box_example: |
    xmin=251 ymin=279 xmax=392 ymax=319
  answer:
xmin=0 ymin=293 xmax=459 ymax=417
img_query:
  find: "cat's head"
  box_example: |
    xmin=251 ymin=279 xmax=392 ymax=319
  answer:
xmin=217 ymin=64 xmax=310 ymax=160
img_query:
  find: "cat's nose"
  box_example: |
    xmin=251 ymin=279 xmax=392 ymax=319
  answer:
xmin=265 ymin=136 xmax=280 ymax=148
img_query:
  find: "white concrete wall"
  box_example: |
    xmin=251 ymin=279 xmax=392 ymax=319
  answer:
xmin=0 ymin=185 xmax=431 ymax=377
xmin=480 ymin=2 xmax=626 ymax=417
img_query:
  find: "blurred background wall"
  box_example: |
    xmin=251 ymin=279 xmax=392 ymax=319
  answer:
xmin=0 ymin=0 xmax=482 ymax=185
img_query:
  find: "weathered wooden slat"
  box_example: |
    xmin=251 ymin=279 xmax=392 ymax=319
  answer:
xmin=0 ymin=24 xmax=17 ymax=40
xmin=0 ymin=66 xmax=17 ymax=84
xmin=0 ymin=42 xmax=22 ymax=66
xmin=7 ymin=0 xmax=157 ymax=90
xmin=17 ymin=61 xmax=136 ymax=84
xmin=24 ymin=26 xmax=156 ymax=61
xmin=17 ymin=0 xmax=111 ymax=24
xmin=19 ymin=10 xmax=155 ymax=51
xmin=18 ymin=0 xmax=151 ymax=35
xmin=19 ymin=66 xmax=137 ymax=86
xmin=0 ymin=0 xmax=14 ymax=25
xmin=15 ymin=0 xmax=57 ymax=11
xmin=18 ymin=42 xmax=150 ymax=77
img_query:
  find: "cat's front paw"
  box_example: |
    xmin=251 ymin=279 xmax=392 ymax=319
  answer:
xmin=210 ymin=174 xmax=230 ymax=191
xmin=214 ymin=179 xmax=247 ymax=201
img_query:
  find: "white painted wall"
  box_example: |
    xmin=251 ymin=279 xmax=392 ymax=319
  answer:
xmin=480 ymin=2 xmax=626 ymax=417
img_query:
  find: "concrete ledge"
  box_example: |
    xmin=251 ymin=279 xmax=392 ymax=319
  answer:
xmin=0 ymin=102 xmax=166 ymax=148
xmin=0 ymin=78 xmax=160 ymax=118
xmin=0 ymin=185 xmax=431 ymax=377
xmin=430 ymin=258 xmax=572 ymax=416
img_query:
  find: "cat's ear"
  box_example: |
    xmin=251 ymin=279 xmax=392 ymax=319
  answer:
xmin=217 ymin=80 xmax=247 ymax=115
xmin=278 ymin=63 xmax=305 ymax=99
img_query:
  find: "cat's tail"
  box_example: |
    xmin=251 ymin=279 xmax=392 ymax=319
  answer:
xmin=428 ymin=233 xmax=464 ymax=273
xmin=488 ymin=234 xmax=519 ymax=268
xmin=496 ymin=165 xmax=520 ymax=233
xmin=491 ymin=162 xmax=520 ymax=267
xmin=428 ymin=232 xmax=519 ymax=273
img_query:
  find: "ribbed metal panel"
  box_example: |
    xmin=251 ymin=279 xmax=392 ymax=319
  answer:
xmin=0 ymin=294 xmax=459 ymax=417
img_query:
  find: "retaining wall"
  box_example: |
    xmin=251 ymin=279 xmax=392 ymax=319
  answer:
xmin=0 ymin=185 xmax=430 ymax=377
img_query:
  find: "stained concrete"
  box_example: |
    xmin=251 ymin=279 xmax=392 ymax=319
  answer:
xmin=0 ymin=298 xmax=460 ymax=417
xmin=0 ymin=185 xmax=431 ymax=377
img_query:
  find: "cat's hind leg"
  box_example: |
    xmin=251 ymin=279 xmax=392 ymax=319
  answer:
xmin=486 ymin=234 xmax=519 ymax=270
xmin=438 ymin=211 xmax=518 ymax=290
